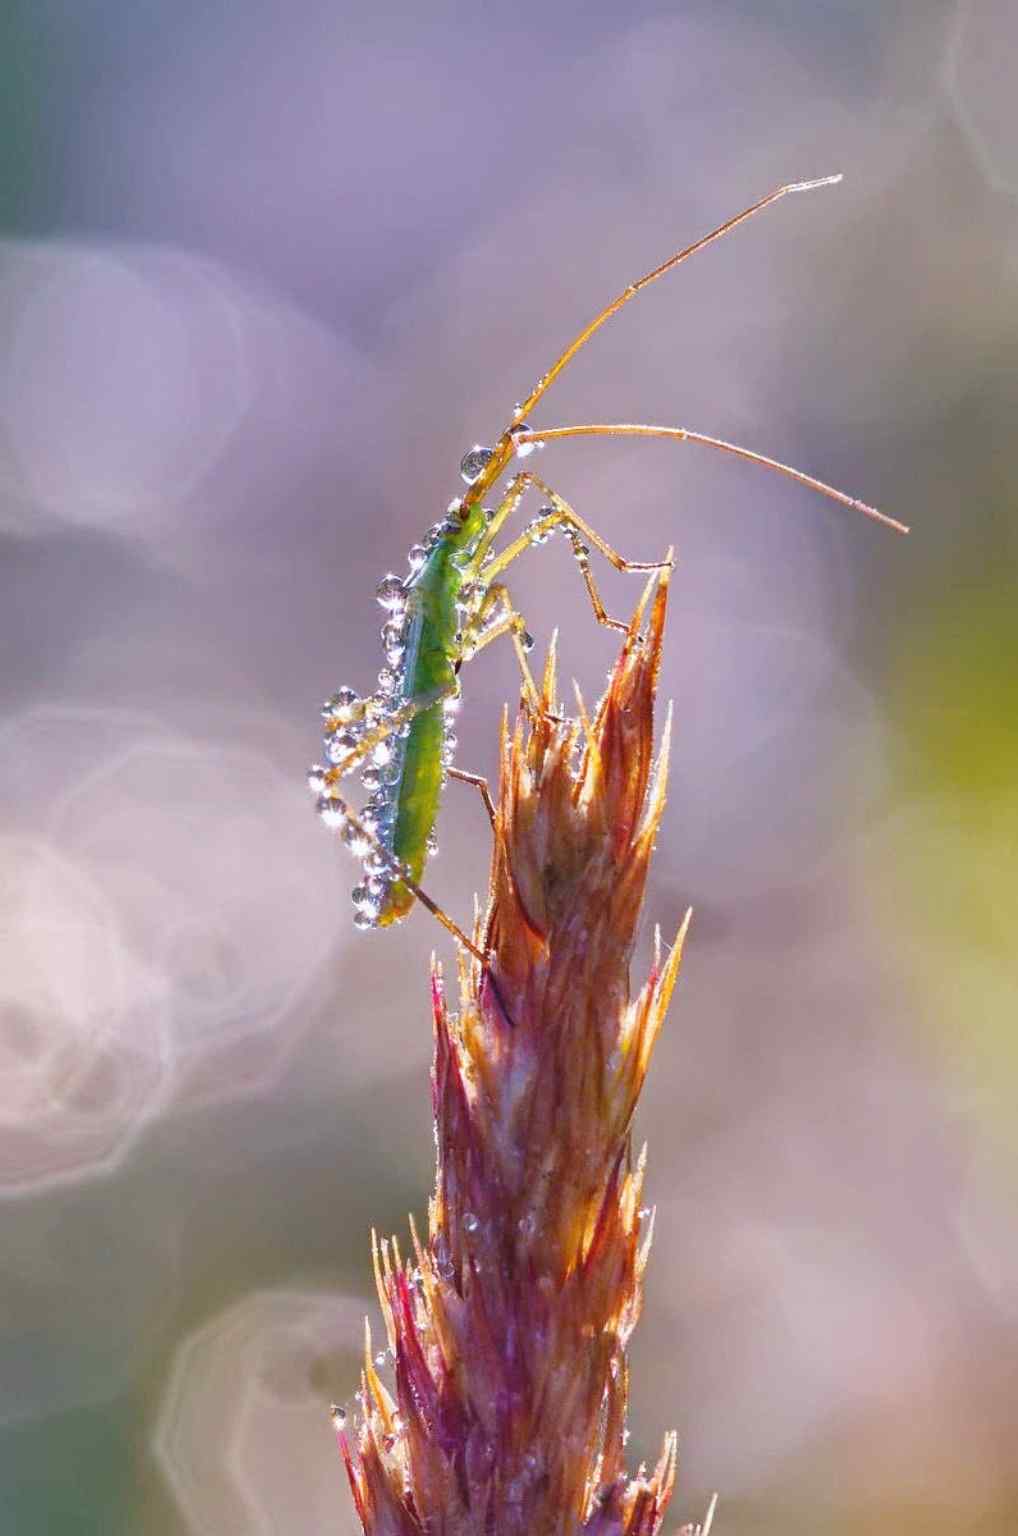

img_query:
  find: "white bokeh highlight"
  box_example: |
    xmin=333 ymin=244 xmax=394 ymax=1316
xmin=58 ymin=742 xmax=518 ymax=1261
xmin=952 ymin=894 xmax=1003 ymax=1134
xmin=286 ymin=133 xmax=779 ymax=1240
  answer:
xmin=155 ymin=1288 xmax=370 ymax=1536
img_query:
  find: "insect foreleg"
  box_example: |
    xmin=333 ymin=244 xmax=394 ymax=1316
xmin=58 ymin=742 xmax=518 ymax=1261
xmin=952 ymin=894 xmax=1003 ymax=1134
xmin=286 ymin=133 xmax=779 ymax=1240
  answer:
xmin=322 ymin=681 xmax=455 ymax=788
xmin=478 ymin=475 xmax=672 ymax=633
xmin=462 ymin=582 xmax=542 ymax=708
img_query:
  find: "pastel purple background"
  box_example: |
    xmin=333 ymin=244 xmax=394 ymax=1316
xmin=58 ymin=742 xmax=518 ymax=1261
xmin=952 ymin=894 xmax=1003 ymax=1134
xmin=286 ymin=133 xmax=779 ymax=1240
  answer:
xmin=1 ymin=2 xmax=1015 ymax=1532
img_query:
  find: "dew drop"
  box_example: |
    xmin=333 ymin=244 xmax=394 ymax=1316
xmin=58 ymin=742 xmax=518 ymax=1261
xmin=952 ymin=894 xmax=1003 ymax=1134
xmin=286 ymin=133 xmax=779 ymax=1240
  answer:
xmin=342 ymin=823 xmax=371 ymax=856
xmin=351 ymin=886 xmax=380 ymax=917
xmin=372 ymin=739 xmax=396 ymax=768
xmin=521 ymin=630 xmax=535 ymax=653
xmin=361 ymin=765 xmax=382 ymax=790
xmin=512 ymin=422 xmax=538 ymax=457
xmin=331 ymin=1404 xmax=347 ymax=1428
xmin=426 ymin=830 xmax=439 ymax=856
xmin=443 ymin=696 xmax=461 ymax=716
xmin=353 ymin=909 xmax=376 ymax=931
xmin=407 ymin=544 xmax=428 ymax=571
xmin=316 ymin=796 xmax=346 ymax=830
xmin=374 ymin=1351 xmax=387 ymax=1367
xmin=376 ymin=574 xmax=407 ymax=610
xmin=463 ymin=1211 xmax=480 ymax=1234
xmin=459 ymin=445 xmax=494 ymax=484
xmin=326 ymin=731 xmax=360 ymax=764
xmin=377 ymin=667 xmax=398 ymax=696
xmin=307 ymin=764 xmax=327 ymax=793
xmin=526 ymin=517 xmax=550 ymax=546
xmin=322 ymin=686 xmax=359 ymax=721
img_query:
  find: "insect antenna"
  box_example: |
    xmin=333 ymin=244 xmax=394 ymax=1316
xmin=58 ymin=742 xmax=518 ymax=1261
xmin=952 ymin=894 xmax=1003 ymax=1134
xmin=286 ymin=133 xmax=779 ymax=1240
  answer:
xmin=510 ymin=176 xmax=843 ymax=428
xmin=511 ymin=423 xmax=909 ymax=535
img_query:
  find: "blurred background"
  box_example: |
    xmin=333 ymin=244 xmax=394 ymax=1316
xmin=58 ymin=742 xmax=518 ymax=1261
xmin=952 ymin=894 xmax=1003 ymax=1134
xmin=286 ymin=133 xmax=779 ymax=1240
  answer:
xmin=0 ymin=1 xmax=1015 ymax=1532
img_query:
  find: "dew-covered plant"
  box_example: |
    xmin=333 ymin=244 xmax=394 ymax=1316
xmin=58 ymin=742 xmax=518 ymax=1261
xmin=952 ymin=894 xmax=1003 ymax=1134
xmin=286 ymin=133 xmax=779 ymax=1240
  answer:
xmin=334 ymin=567 xmax=713 ymax=1535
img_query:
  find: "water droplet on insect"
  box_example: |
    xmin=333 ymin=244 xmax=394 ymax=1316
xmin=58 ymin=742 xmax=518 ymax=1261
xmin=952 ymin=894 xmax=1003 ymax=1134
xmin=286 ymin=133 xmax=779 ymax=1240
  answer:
xmin=326 ymin=730 xmax=360 ymax=765
xmin=426 ymin=830 xmax=439 ymax=856
xmin=322 ymin=686 xmax=359 ymax=721
xmin=372 ymin=739 xmax=396 ymax=768
xmin=342 ymin=822 xmax=371 ymax=856
xmin=353 ymin=909 xmax=376 ymax=931
xmin=521 ymin=630 xmax=535 ymax=653
xmin=463 ymin=1211 xmax=480 ymax=1233
xmin=374 ymin=1350 xmax=387 ymax=1367
xmin=366 ymin=874 xmax=388 ymax=898
xmin=316 ymin=796 xmax=346 ymax=829
xmin=526 ymin=517 xmax=550 ymax=545
xmin=407 ymin=544 xmax=427 ymax=572
xmin=351 ymin=885 xmax=380 ymax=917
xmin=512 ymin=422 xmax=537 ymax=457
xmin=361 ymin=764 xmax=382 ymax=790
xmin=376 ymin=667 xmax=398 ymax=696
xmin=376 ymin=574 xmax=407 ymax=610
xmin=459 ymin=445 xmax=494 ymax=484
xmin=331 ymin=1404 xmax=347 ymax=1428
xmin=364 ymin=847 xmax=393 ymax=876
xmin=307 ymin=764 xmax=327 ymax=793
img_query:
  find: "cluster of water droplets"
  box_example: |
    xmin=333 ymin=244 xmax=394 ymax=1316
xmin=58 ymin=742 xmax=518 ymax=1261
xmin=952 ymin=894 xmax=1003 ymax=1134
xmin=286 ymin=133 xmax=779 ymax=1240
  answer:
xmin=308 ymin=502 xmax=471 ymax=931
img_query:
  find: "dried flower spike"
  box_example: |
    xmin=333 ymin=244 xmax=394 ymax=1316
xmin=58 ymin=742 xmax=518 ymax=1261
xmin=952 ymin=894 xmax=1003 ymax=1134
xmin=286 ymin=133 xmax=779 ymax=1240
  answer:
xmin=340 ymin=564 xmax=702 ymax=1535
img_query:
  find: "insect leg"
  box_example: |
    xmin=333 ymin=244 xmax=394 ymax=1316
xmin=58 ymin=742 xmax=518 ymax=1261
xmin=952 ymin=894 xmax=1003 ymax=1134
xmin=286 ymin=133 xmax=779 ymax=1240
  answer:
xmin=447 ymin=767 xmax=497 ymax=831
xmin=478 ymin=475 xmax=672 ymax=633
xmin=462 ymin=581 xmax=543 ymax=708
xmin=321 ymin=683 xmax=450 ymax=786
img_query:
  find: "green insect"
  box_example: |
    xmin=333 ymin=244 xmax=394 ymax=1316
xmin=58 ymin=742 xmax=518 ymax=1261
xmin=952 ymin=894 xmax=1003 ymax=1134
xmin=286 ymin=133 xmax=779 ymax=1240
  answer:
xmin=308 ymin=175 xmax=907 ymax=958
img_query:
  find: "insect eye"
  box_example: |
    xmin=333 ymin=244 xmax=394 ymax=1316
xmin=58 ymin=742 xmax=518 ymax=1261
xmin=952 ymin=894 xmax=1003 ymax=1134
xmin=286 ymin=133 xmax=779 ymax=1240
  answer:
xmin=459 ymin=445 xmax=494 ymax=484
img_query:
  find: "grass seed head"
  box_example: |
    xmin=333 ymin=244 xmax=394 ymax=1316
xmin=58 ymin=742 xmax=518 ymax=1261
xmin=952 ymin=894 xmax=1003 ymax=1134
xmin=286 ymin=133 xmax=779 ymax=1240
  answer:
xmin=345 ymin=566 xmax=687 ymax=1536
